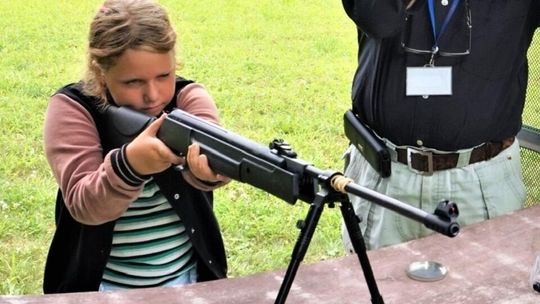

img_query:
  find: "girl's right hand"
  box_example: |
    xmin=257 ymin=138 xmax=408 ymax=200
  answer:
xmin=125 ymin=114 xmax=182 ymax=175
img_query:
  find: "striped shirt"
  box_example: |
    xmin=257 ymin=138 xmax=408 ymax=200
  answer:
xmin=102 ymin=179 xmax=195 ymax=288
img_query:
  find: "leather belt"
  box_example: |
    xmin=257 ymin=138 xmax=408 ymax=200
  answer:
xmin=395 ymin=137 xmax=515 ymax=175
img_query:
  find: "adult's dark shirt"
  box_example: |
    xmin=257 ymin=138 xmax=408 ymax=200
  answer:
xmin=342 ymin=0 xmax=539 ymax=151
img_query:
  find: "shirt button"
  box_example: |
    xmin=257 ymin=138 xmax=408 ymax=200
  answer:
xmin=191 ymin=228 xmax=195 ymax=234
xmin=208 ymin=260 xmax=213 ymax=264
xmin=174 ymin=193 xmax=180 ymax=200
xmin=416 ymin=139 xmax=424 ymax=146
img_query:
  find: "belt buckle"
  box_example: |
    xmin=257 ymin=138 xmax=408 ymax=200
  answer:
xmin=407 ymin=147 xmax=434 ymax=176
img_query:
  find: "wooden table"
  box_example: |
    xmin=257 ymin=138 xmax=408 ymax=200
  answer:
xmin=3 ymin=205 xmax=540 ymax=304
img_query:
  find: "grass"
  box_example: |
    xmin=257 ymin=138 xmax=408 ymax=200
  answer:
xmin=0 ymin=0 xmax=538 ymax=296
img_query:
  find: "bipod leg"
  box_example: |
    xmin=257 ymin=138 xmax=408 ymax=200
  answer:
xmin=274 ymin=191 xmax=328 ymax=304
xmin=340 ymin=197 xmax=384 ymax=304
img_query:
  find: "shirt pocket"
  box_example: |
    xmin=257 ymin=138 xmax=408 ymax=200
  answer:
xmin=461 ymin=1 xmax=530 ymax=80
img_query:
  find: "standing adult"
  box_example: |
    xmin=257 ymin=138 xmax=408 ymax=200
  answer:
xmin=341 ymin=0 xmax=539 ymax=250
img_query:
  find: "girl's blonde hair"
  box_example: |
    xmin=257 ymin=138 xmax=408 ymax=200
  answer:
xmin=82 ymin=0 xmax=177 ymax=103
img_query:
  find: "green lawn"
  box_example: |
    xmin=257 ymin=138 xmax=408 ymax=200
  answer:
xmin=0 ymin=0 xmax=538 ymax=295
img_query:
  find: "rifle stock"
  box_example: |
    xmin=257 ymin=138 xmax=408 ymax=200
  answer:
xmin=102 ymin=105 xmax=155 ymax=149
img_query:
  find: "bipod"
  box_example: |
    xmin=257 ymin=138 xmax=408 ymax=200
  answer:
xmin=274 ymin=173 xmax=384 ymax=304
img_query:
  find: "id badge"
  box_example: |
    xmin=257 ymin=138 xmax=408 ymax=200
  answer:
xmin=406 ymin=66 xmax=452 ymax=97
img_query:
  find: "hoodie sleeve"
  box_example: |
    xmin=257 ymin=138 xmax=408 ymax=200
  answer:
xmin=44 ymin=94 xmax=147 ymax=225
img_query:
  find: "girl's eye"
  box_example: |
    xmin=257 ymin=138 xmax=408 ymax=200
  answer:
xmin=125 ymin=79 xmax=142 ymax=86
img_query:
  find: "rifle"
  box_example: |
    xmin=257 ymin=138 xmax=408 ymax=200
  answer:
xmin=104 ymin=106 xmax=460 ymax=304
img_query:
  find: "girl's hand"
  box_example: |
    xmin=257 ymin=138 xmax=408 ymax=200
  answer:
xmin=186 ymin=143 xmax=230 ymax=184
xmin=125 ymin=114 xmax=182 ymax=175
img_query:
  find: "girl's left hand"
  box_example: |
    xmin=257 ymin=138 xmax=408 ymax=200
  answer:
xmin=186 ymin=143 xmax=230 ymax=184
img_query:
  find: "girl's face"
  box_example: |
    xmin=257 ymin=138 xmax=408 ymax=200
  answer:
xmin=103 ymin=48 xmax=176 ymax=116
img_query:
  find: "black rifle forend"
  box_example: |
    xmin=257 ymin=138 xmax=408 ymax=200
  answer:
xmin=159 ymin=109 xmax=308 ymax=204
xmin=102 ymin=106 xmax=459 ymax=237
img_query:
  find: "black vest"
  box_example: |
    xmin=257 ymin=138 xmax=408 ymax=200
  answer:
xmin=43 ymin=77 xmax=227 ymax=293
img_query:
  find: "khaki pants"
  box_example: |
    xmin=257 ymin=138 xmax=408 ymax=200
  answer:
xmin=341 ymin=139 xmax=525 ymax=251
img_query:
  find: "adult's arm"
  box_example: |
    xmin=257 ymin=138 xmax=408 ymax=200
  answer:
xmin=341 ymin=0 xmax=414 ymax=38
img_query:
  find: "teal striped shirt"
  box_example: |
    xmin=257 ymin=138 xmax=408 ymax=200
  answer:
xmin=102 ymin=179 xmax=196 ymax=288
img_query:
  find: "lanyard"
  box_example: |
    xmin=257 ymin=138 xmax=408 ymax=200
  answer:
xmin=427 ymin=0 xmax=461 ymax=54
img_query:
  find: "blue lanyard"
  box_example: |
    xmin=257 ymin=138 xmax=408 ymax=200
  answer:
xmin=427 ymin=0 xmax=461 ymax=53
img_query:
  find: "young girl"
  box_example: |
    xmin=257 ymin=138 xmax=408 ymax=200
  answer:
xmin=43 ymin=0 xmax=229 ymax=293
